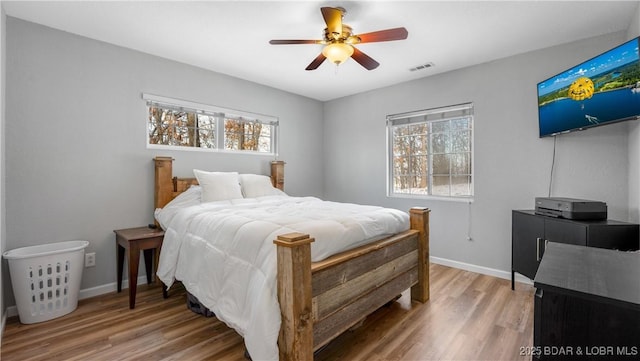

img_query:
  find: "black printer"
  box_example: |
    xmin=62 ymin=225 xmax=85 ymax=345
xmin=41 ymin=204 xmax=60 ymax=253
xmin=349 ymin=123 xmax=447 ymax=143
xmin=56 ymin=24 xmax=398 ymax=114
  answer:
xmin=535 ymin=197 xmax=607 ymax=220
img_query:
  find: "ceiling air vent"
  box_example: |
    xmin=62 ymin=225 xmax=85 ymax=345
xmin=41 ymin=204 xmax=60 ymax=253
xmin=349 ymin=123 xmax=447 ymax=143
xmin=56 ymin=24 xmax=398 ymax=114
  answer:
xmin=409 ymin=62 xmax=434 ymax=72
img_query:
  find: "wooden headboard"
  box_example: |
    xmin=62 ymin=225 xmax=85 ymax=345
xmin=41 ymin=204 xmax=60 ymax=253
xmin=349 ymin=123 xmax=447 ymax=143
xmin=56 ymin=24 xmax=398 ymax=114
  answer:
xmin=153 ymin=156 xmax=285 ymax=210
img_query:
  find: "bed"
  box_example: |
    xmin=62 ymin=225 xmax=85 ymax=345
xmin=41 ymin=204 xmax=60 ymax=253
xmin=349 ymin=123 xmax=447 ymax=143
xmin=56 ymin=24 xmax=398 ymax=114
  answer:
xmin=153 ymin=156 xmax=430 ymax=361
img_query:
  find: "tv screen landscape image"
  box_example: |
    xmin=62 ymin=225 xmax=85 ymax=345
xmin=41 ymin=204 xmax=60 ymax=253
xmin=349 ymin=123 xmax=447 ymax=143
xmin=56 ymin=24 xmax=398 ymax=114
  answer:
xmin=537 ymin=37 xmax=640 ymax=137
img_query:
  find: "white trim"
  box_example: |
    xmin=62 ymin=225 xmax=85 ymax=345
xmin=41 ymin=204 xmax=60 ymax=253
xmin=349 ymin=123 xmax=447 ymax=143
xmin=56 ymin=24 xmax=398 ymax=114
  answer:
xmin=4 ymin=275 xmax=151 ymax=319
xmin=429 ymin=256 xmax=533 ymax=285
xmin=146 ymin=143 xmax=278 ymax=157
xmin=78 ymin=275 xmax=150 ymax=300
xmin=1 ymin=308 xmax=6 ymax=342
xmin=386 ymin=104 xmax=474 ymax=199
xmin=3 ymin=259 xmax=532 ymax=321
xmin=144 ymin=93 xmax=279 ymax=155
xmin=5 ymin=306 xmax=13 ymax=319
xmin=389 ymin=193 xmax=475 ymax=203
xmin=142 ymin=93 xmax=278 ymax=124
xmin=387 ymin=102 xmax=474 ymax=122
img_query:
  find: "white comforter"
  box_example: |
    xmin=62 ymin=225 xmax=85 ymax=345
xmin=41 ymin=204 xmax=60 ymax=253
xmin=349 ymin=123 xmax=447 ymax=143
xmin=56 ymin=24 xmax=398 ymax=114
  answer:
xmin=156 ymin=193 xmax=409 ymax=360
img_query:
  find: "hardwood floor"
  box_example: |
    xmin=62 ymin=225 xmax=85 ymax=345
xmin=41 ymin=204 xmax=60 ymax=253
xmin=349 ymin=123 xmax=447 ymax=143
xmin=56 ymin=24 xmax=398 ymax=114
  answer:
xmin=1 ymin=264 xmax=534 ymax=361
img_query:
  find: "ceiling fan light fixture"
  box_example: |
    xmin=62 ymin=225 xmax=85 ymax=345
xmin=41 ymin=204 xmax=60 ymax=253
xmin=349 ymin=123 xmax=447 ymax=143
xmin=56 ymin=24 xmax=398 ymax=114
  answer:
xmin=322 ymin=43 xmax=353 ymax=65
xmin=269 ymin=6 xmax=408 ymax=71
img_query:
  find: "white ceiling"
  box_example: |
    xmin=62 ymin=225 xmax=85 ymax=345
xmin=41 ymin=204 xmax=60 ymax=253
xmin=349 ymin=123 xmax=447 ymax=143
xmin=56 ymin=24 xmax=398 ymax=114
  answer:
xmin=3 ymin=1 xmax=639 ymax=101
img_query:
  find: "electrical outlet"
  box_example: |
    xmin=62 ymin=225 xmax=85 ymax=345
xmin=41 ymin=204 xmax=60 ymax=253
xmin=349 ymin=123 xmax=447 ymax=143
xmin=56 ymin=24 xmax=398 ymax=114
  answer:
xmin=85 ymin=252 xmax=96 ymax=267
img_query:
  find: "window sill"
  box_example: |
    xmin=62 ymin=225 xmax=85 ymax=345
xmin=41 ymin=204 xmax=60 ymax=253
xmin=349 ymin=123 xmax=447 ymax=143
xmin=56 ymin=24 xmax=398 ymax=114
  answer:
xmin=147 ymin=143 xmax=277 ymax=157
xmin=387 ymin=193 xmax=474 ymax=203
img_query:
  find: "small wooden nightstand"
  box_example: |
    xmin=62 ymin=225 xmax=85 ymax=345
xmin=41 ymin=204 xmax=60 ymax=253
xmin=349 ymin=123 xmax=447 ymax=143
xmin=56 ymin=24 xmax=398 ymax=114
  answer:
xmin=114 ymin=226 xmax=164 ymax=309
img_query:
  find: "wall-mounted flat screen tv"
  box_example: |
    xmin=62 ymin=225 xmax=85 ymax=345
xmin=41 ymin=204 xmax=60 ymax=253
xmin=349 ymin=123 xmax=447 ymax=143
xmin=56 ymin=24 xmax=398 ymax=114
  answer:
xmin=537 ymin=37 xmax=640 ymax=137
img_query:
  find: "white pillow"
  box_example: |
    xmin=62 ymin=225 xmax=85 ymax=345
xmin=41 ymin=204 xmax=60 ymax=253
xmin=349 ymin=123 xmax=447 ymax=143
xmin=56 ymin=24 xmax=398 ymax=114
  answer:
xmin=193 ymin=169 xmax=243 ymax=202
xmin=239 ymin=174 xmax=287 ymax=198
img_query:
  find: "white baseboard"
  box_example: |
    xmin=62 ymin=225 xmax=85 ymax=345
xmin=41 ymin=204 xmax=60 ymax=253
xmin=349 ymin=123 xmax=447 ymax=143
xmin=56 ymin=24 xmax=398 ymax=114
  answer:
xmin=1 ymin=308 xmax=6 ymax=343
xmin=5 ymin=275 xmax=151 ymax=319
xmin=77 ymin=275 xmax=151 ymax=300
xmin=4 ymin=258 xmax=532 ymax=320
xmin=430 ymin=256 xmax=533 ymax=285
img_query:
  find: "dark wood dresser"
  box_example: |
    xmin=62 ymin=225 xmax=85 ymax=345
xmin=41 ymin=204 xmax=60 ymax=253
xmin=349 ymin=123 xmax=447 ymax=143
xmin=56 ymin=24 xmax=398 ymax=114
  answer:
xmin=533 ymin=242 xmax=639 ymax=360
xmin=512 ymin=210 xmax=639 ymax=289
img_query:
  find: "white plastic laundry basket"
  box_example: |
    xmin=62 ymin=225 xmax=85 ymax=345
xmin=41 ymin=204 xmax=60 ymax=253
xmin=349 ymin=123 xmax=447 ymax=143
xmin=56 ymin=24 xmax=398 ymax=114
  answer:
xmin=3 ymin=240 xmax=89 ymax=324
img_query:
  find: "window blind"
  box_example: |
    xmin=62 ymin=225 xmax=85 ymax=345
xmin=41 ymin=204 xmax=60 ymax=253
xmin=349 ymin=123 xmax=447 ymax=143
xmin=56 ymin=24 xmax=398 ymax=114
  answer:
xmin=142 ymin=93 xmax=278 ymax=126
xmin=387 ymin=103 xmax=473 ymax=126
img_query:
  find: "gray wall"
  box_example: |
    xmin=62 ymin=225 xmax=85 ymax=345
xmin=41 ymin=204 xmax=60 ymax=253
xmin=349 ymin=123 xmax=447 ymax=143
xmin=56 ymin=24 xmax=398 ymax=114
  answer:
xmin=628 ymin=3 xmax=640 ymax=224
xmin=630 ymin=2 xmax=640 ymax=40
xmin=323 ymin=31 xmax=632 ymax=275
xmin=1 ymin=5 xmax=6 ymax=332
xmin=3 ymin=12 xmax=639 ymax=312
xmin=4 ymin=18 xmax=324 ymax=307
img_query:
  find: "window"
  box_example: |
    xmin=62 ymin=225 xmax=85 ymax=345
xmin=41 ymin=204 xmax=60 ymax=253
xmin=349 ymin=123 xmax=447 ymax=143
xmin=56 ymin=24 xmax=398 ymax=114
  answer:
xmin=144 ymin=94 xmax=278 ymax=155
xmin=224 ymin=118 xmax=272 ymax=152
xmin=387 ymin=103 xmax=473 ymax=199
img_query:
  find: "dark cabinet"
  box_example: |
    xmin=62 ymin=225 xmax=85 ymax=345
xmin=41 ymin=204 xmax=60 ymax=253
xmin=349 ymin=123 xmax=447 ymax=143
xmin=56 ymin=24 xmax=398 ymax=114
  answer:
xmin=533 ymin=243 xmax=640 ymax=360
xmin=511 ymin=210 xmax=639 ymax=289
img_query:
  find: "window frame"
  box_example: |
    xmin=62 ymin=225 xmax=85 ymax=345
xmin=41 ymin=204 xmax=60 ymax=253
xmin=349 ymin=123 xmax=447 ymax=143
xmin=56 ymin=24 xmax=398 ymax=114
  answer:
xmin=386 ymin=103 xmax=474 ymax=201
xmin=143 ymin=93 xmax=279 ymax=156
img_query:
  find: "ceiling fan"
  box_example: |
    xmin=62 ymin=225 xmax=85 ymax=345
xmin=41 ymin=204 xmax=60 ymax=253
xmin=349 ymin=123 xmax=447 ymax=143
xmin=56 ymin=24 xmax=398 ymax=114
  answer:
xmin=269 ymin=6 xmax=408 ymax=71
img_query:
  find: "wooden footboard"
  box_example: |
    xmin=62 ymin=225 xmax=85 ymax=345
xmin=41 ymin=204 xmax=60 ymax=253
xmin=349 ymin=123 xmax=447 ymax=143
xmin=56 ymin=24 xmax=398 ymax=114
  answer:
xmin=153 ymin=156 xmax=430 ymax=361
xmin=274 ymin=208 xmax=430 ymax=361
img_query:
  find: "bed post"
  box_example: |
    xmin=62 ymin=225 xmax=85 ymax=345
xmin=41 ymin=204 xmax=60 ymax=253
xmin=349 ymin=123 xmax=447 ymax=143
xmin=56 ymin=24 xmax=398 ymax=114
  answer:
xmin=154 ymin=156 xmax=174 ymax=211
xmin=271 ymin=161 xmax=285 ymax=191
xmin=410 ymin=207 xmax=430 ymax=303
xmin=273 ymin=232 xmax=314 ymax=361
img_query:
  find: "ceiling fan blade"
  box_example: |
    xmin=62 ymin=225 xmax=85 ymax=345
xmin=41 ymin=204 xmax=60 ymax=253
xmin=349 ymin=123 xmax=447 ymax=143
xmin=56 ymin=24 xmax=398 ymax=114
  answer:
xmin=305 ymin=53 xmax=327 ymax=71
xmin=269 ymin=39 xmax=321 ymax=45
xmin=351 ymin=47 xmax=380 ymax=70
xmin=321 ymin=7 xmax=343 ymax=38
xmin=355 ymin=27 xmax=409 ymax=43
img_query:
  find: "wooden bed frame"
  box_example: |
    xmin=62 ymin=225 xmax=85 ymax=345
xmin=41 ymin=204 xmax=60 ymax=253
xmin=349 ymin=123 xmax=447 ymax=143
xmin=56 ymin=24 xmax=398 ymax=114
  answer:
xmin=153 ymin=156 xmax=430 ymax=361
